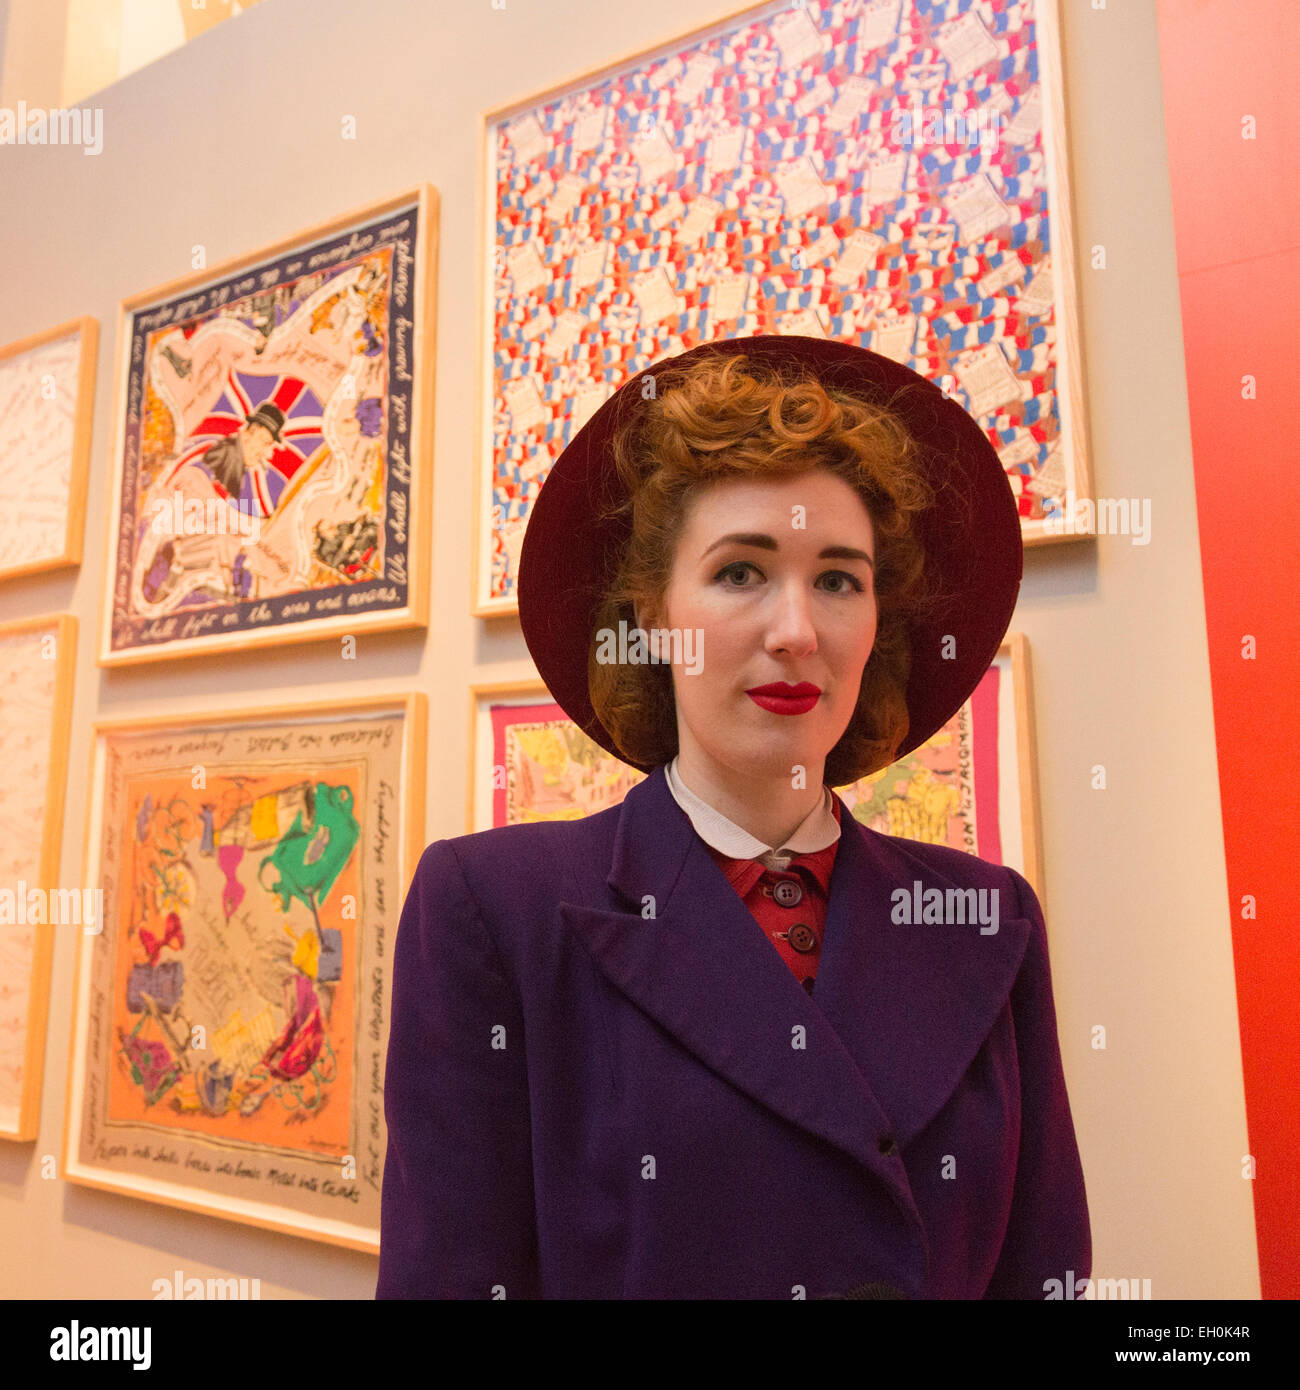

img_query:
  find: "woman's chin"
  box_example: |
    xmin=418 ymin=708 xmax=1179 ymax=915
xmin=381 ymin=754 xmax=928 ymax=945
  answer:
xmin=712 ymin=731 xmax=831 ymax=780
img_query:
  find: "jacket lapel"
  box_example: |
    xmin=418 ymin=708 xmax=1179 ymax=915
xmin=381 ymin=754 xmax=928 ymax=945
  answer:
xmin=558 ymin=764 xmax=1031 ymax=1221
xmin=810 ymin=795 xmax=1032 ymax=1146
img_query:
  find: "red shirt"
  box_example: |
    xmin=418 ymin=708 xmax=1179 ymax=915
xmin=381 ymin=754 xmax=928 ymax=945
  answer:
xmin=703 ymin=794 xmax=843 ymax=993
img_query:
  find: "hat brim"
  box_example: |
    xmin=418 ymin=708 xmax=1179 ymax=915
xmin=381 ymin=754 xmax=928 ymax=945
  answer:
xmin=518 ymin=334 xmax=1022 ymax=781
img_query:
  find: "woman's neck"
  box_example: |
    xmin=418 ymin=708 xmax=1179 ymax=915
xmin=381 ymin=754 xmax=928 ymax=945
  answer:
xmin=672 ymin=751 xmax=825 ymax=850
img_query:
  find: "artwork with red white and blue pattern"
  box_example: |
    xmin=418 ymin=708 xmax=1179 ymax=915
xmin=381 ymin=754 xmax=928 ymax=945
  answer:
xmin=480 ymin=0 xmax=1085 ymax=611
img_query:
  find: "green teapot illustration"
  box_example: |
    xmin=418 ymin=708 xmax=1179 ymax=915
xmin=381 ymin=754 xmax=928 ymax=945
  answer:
xmin=258 ymin=782 xmax=359 ymax=914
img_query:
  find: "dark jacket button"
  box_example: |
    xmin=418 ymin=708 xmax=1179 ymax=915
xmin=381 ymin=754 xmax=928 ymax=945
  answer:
xmin=878 ymin=1135 xmax=898 ymax=1157
xmin=787 ymin=922 xmax=817 ymax=953
xmin=772 ymin=878 xmax=803 ymax=907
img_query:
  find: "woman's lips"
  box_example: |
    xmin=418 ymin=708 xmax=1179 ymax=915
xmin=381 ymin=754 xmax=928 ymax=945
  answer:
xmin=745 ymin=682 xmax=821 ymax=716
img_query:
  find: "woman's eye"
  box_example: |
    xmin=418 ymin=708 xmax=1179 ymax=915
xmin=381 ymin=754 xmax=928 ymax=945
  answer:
xmin=819 ymin=570 xmax=866 ymax=594
xmin=716 ymin=561 xmax=755 ymax=586
xmin=714 ymin=562 xmax=866 ymax=594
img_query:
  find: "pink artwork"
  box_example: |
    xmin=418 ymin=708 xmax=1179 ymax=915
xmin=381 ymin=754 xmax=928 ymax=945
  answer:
xmin=489 ymin=700 xmax=646 ymax=826
xmin=837 ymin=660 xmax=1003 ymax=860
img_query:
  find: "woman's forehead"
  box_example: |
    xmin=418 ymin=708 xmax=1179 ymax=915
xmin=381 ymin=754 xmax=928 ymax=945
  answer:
xmin=682 ymin=471 xmax=874 ymax=529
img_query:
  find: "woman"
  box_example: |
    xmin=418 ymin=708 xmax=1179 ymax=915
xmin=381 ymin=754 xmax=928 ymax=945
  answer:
xmin=376 ymin=335 xmax=1090 ymax=1300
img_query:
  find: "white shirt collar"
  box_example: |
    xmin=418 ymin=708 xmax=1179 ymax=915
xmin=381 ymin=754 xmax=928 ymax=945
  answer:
xmin=663 ymin=755 xmax=840 ymax=872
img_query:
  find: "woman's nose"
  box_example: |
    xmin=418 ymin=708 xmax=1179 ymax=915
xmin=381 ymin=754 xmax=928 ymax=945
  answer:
xmin=763 ymin=583 xmax=818 ymax=655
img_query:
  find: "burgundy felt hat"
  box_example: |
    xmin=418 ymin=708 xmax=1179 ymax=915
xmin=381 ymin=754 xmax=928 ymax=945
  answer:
xmin=517 ymin=334 xmax=1023 ymax=779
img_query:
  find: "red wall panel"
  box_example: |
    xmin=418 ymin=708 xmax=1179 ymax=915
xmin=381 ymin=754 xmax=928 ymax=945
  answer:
xmin=1156 ymin=0 xmax=1300 ymax=1299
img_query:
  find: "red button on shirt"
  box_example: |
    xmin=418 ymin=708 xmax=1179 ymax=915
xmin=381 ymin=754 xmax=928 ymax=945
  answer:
xmin=704 ymin=794 xmax=842 ymax=993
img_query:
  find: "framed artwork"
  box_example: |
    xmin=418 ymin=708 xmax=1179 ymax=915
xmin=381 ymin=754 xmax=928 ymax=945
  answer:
xmin=471 ymin=634 xmax=1040 ymax=896
xmin=836 ymin=632 xmax=1043 ymax=897
xmin=0 ymin=613 xmax=77 ymax=1141
xmin=64 ymin=692 xmax=427 ymax=1250
xmin=100 ymin=186 xmax=437 ymax=666
xmin=476 ymin=0 xmax=1090 ymax=615
xmin=467 ymin=679 xmax=646 ymax=831
xmin=0 ymin=318 xmax=97 ymax=581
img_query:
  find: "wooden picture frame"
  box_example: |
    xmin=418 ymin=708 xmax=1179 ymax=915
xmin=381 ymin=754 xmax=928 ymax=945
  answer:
xmin=467 ymin=633 xmax=1041 ymax=900
xmin=474 ymin=0 xmax=1091 ymax=616
xmin=64 ymin=691 xmax=427 ymax=1250
xmin=0 ymin=318 xmax=97 ymax=581
xmin=100 ymin=186 xmax=437 ymax=665
xmin=0 ymin=613 xmax=77 ymax=1141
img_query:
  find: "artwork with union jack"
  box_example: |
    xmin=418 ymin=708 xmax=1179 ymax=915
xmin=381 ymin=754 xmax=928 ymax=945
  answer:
xmin=108 ymin=195 xmax=425 ymax=658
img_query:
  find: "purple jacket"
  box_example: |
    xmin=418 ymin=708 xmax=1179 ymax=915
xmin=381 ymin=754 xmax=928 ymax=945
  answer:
xmin=376 ymin=762 xmax=1090 ymax=1299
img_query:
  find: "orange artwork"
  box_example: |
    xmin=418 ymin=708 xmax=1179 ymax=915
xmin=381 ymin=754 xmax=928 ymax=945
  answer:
xmin=67 ymin=703 xmax=417 ymax=1248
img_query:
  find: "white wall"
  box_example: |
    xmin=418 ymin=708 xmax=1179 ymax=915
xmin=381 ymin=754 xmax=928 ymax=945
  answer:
xmin=0 ymin=0 xmax=1259 ymax=1299
xmin=0 ymin=0 xmax=67 ymax=111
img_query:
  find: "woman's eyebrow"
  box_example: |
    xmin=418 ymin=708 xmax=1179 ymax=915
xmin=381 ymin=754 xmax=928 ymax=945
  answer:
xmin=700 ymin=532 xmax=874 ymax=568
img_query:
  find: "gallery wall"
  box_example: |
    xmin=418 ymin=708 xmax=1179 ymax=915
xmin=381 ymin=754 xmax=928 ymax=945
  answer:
xmin=0 ymin=0 xmax=1261 ymax=1298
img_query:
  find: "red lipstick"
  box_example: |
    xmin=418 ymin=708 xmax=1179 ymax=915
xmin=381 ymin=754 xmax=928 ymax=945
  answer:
xmin=745 ymin=681 xmax=822 ymax=716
